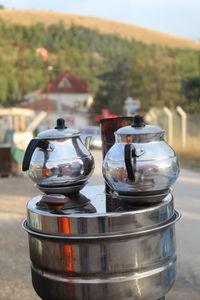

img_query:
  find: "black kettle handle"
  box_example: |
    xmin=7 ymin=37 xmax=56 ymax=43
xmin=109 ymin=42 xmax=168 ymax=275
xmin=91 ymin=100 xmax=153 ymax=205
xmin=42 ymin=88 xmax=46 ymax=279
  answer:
xmin=124 ymin=144 xmax=137 ymax=182
xmin=22 ymin=138 xmax=50 ymax=171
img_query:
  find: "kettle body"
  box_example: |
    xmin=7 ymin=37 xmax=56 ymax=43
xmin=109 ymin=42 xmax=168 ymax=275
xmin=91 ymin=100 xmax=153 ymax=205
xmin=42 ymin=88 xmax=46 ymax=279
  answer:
xmin=22 ymin=119 xmax=94 ymax=191
xmin=102 ymin=115 xmax=179 ymax=196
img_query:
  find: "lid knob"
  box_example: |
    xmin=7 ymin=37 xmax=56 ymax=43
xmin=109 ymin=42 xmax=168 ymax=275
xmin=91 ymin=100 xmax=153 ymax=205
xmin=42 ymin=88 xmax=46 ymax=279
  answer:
xmin=41 ymin=194 xmax=70 ymax=211
xmin=55 ymin=118 xmax=67 ymax=129
xmin=132 ymin=115 xmax=145 ymax=128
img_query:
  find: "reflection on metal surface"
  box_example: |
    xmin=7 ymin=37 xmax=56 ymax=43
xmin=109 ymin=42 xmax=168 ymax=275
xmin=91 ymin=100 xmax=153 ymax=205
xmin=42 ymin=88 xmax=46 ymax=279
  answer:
xmin=25 ymin=135 xmax=94 ymax=192
xmin=28 ymin=248 xmax=176 ymax=300
xmin=103 ymin=141 xmax=179 ymax=197
xmin=23 ymin=185 xmax=180 ymax=300
xmin=58 ymin=217 xmax=74 ymax=272
xmin=102 ymin=115 xmax=179 ymax=199
xmin=26 ymin=186 xmax=175 ymax=236
xmin=37 ymin=181 xmax=88 ymax=195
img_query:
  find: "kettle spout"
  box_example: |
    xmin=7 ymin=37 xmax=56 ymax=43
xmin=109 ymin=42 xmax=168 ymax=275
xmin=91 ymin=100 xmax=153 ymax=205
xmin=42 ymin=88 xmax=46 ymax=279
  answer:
xmin=85 ymin=136 xmax=92 ymax=150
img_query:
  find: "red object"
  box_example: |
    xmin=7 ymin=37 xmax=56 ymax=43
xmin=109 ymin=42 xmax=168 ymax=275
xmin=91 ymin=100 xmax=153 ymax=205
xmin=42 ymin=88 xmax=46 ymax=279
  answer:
xmin=42 ymin=70 xmax=89 ymax=94
xmin=102 ymin=109 xmax=110 ymax=118
xmin=58 ymin=217 xmax=74 ymax=272
xmin=42 ymin=168 xmax=51 ymax=176
xmin=95 ymin=109 xmax=118 ymax=122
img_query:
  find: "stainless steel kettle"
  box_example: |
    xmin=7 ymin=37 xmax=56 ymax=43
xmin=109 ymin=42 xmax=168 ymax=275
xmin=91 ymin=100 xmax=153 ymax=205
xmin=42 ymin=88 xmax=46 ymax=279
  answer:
xmin=102 ymin=115 xmax=179 ymax=196
xmin=22 ymin=118 xmax=94 ymax=193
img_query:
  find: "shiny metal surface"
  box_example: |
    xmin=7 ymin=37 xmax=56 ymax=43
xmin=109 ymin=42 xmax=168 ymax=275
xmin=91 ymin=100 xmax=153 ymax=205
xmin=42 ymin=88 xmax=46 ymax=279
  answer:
xmin=36 ymin=181 xmax=88 ymax=195
xmin=84 ymin=135 xmax=92 ymax=150
xmin=23 ymin=186 xmax=180 ymax=300
xmin=116 ymin=190 xmax=170 ymax=203
xmin=26 ymin=186 xmax=174 ymax=235
xmin=28 ymin=136 xmax=94 ymax=188
xmin=31 ymin=260 xmax=175 ymax=300
xmin=23 ymin=207 xmax=180 ymax=300
xmin=23 ymin=119 xmax=94 ymax=191
xmin=103 ymin=140 xmax=179 ymax=196
xmin=116 ymin=124 xmax=165 ymax=143
xmin=38 ymin=126 xmax=80 ymax=139
xmin=24 ymin=209 xmax=180 ymax=238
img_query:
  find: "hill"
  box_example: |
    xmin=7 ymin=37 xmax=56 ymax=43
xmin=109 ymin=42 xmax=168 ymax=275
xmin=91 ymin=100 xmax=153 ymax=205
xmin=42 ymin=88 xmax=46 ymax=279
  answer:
xmin=0 ymin=10 xmax=199 ymax=114
xmin=0 ymin=9 xmax=200 ymax=50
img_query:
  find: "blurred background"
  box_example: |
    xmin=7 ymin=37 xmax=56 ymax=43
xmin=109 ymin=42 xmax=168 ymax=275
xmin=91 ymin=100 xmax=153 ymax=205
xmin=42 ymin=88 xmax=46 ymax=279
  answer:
xmin=0 ymin=1 xmax=199 ymax=299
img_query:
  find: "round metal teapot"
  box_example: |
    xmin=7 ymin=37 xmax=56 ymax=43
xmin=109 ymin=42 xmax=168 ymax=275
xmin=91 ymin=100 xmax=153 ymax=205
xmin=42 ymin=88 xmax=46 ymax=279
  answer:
xmin=102 ymin=115 xmax=179 ymax=197
xmin=22 ymin=118 xmax=94 ymax=193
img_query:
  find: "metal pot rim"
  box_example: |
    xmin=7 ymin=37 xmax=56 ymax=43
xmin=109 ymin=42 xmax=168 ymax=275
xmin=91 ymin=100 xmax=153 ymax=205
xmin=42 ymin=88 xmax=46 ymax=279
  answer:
xmin=27 ymin=187 xmax=173 ymax=218
xmin=22 ymin=209 xmax=181 ymax=240
xmin=26 ymin=186 xmax=176 ymax=236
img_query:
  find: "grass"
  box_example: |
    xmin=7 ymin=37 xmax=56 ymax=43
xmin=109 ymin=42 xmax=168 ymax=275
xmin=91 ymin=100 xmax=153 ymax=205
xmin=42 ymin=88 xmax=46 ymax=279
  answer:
xmin=0 ymin=9 xmax=200 ymax=49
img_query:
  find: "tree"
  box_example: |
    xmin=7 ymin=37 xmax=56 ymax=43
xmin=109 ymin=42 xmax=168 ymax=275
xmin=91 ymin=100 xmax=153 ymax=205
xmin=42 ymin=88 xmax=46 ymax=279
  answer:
xmin=94 ymin=62 xmax=132 ymax=114
xmin=181 ymin=76 xmax=200 ymax=112
xmin=0 ymin=18 xmax=199 ymax=112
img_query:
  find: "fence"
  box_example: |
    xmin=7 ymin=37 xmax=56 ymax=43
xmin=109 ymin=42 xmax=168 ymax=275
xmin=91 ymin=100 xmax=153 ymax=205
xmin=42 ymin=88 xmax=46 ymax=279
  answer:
xmin=145 ymin=107 xmax=200 ymax=165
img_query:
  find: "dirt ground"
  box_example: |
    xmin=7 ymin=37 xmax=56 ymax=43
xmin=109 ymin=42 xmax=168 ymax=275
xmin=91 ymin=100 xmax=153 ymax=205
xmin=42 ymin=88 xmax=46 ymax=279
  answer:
xmin=0 ymin=151 xmax=200 ymax=300
xmin=0 ymin=151 xmax=103 ymax=300
xmin=0 ymin=175 xmax=38 ymax=300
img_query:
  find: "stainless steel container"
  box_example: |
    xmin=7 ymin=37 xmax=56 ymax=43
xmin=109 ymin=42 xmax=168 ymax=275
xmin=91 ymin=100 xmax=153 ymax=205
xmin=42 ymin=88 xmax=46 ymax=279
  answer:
xmin=22 ymin=118 xmax=94 ymax=193
xmin=102 ymin=115 xmax=179 ymax=198
xmin=23 ymin=186 xmax=180 ymax=300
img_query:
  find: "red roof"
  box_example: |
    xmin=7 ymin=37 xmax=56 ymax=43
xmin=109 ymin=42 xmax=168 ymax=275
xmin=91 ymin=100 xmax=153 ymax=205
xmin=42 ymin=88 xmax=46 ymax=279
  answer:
xmin=42 ymin=70 xmax=89 ymax=94
xmin=21 ymin=98 xmax=57 ymax=112
xmin=21 ymin=98 xmax=87 ymax=114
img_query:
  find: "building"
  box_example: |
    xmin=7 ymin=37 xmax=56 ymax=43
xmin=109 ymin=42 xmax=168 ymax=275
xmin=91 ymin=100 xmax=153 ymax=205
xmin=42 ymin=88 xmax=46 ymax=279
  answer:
xmin=24 ymin=70 xmax=93 ymax=129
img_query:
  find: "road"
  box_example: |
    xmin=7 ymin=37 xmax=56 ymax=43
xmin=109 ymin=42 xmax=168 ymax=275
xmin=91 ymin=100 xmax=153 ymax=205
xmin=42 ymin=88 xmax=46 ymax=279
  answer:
xmin=0 ymin=150 xmax=200 ymax=300
xmin=167 ymin=168 xmax=200 ymax=299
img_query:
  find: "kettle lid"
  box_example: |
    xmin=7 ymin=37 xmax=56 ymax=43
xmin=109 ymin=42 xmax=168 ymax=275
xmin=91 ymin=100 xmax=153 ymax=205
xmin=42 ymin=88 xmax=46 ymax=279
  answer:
xmin=115 ymin=115 xmax=164 ymax=138
xmin=37 ymin=118 xmax=80 ymax=139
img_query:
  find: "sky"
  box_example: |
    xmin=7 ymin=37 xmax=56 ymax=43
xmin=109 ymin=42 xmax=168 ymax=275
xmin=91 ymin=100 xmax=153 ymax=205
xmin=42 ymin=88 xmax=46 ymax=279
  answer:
xmin=1 ymin=0 xmax=200 ymax=40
